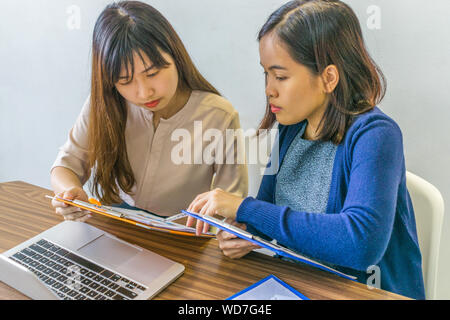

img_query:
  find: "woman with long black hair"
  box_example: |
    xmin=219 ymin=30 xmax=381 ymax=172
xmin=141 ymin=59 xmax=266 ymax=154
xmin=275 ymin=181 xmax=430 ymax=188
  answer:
xmin=51 ymin=1 xmax=247 ymax=220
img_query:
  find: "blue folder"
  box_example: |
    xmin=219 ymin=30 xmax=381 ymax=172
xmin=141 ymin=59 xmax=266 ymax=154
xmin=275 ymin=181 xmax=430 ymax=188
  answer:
xmin=182 ymin=210 xmax=357 ymax=281
xmin=227 ymin=275 xmax=310 ymax=300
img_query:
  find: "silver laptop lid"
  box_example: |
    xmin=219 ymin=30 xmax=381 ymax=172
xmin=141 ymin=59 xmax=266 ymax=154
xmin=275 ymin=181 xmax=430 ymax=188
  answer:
xmin=1 ymin=221 xmax=184 ymax=300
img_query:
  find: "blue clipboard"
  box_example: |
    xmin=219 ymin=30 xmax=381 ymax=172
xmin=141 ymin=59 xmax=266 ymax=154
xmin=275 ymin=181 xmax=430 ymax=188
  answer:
xmin=227 ymin=275 xmax=310 ymax=300
xmin=182 ymin=210 xmax=357 ymax=281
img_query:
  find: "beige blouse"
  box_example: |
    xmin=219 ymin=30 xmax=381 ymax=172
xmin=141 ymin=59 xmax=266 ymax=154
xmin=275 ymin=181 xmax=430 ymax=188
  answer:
xmin=52 ymin=90 xmax=248 ymax=216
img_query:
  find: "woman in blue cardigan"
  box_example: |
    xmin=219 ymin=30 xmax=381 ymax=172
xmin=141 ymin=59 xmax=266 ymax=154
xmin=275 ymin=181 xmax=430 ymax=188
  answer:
xmin=186 ymin=0 xmax=425 ymax=299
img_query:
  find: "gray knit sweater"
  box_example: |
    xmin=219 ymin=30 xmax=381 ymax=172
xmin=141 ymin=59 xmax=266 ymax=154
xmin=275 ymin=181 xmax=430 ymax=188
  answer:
xmin=275 ymin=124 xmax=338 ymax=213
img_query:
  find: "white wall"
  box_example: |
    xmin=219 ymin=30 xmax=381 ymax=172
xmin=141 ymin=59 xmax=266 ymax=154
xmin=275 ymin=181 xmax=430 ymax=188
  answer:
xmin=0 ymin=0 xmax=449 ymax=298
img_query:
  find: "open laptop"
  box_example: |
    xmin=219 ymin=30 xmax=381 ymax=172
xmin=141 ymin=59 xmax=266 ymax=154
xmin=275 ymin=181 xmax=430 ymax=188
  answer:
xmin=0 ymin=221 xmax=184 ymax=300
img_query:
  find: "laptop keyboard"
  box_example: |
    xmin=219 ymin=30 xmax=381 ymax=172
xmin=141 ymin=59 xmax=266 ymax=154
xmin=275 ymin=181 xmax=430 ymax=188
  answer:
xmin=8 ymin=239 xmax=147 ymax=300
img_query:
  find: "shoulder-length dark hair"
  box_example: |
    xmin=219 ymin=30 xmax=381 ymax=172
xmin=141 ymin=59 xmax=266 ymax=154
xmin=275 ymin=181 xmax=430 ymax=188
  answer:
xmin=88 ymin=0 xmax=219 ymax=204
xmin=258 ymin=0 xmax=386 ymax=144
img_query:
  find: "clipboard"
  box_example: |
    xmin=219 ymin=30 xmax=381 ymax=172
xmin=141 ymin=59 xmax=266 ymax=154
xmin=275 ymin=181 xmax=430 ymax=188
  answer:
xmin=46 ymin=195 xmax=215 ymax=238
xmin=227 ymin=275 xmax=309 ymax=300
xmin=181 ymin=210 xmax=357 ymax=280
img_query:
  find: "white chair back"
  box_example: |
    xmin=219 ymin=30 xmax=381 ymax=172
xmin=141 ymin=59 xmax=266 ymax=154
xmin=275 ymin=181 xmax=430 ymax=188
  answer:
xmin=406 ymin=171 xmax=444 ymax=300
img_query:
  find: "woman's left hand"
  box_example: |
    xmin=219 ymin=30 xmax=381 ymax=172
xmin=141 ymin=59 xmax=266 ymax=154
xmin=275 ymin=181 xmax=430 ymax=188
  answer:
xmin=217 ymin=219 xmax=261 ymax=259
xmin=186 ymin=188 xmax=245 ymax=235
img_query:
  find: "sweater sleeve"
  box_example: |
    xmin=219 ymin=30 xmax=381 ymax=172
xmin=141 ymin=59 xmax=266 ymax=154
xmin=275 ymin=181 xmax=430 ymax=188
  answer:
xmin=255 ymin=161 xmax=276 ymax=203
xmin=236 ymin=119 xmax=404 ymax=271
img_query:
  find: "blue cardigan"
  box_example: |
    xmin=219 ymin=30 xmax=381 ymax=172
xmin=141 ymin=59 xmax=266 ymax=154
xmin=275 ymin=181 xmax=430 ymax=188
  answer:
xmin=236 ymin=107 xmax=425 ymax=300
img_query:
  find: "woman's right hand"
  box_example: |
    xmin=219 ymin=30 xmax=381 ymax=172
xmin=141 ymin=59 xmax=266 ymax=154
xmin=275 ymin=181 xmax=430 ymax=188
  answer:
xmin=51 ymin=187 xmax=92 ymax=222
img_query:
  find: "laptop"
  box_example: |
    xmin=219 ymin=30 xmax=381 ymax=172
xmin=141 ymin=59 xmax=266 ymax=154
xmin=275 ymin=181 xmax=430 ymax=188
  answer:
xmin=0 ymin=221 xmax=185 ymax=300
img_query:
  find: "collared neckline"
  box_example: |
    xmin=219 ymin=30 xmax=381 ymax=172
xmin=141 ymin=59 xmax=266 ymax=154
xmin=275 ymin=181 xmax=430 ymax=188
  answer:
xmin=127 ymin=90 xmax=200 ymax=126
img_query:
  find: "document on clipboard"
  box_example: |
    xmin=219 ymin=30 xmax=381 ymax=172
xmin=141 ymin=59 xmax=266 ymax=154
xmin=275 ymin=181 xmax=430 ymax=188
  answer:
xmin=181 ymin=210 xmax=357 ymax=280
xmin=46 ymin=195 xmax=215 ymax=238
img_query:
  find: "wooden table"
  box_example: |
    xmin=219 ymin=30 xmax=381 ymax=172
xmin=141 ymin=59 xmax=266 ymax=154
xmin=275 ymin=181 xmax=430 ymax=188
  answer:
xmin=0 ymin=181 xmax=408 ymax=300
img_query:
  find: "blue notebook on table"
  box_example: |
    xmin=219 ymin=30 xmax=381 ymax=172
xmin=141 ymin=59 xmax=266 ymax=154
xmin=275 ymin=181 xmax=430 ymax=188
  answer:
xmin=227 ymin=275 xmax=309 ymax=300
xmin=182 ymin=210 xmax=356 ymax=281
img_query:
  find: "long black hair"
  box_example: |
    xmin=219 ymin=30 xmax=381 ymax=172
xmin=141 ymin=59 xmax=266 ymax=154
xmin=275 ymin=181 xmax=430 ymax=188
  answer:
xmin=258 ymin=0 xmax=386 ymax=144
xmin=89 ymin=1 xmax=219 ymax=204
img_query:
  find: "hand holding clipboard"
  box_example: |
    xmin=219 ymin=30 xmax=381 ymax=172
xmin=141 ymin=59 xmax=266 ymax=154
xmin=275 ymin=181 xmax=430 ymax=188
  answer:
xmin=47 ymin=195 xmax=215 ymax=238
xmin=185 ymin=189 xmax=245 ymax=235
xmin=182 ymin=209 xmax=357 ymax=281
